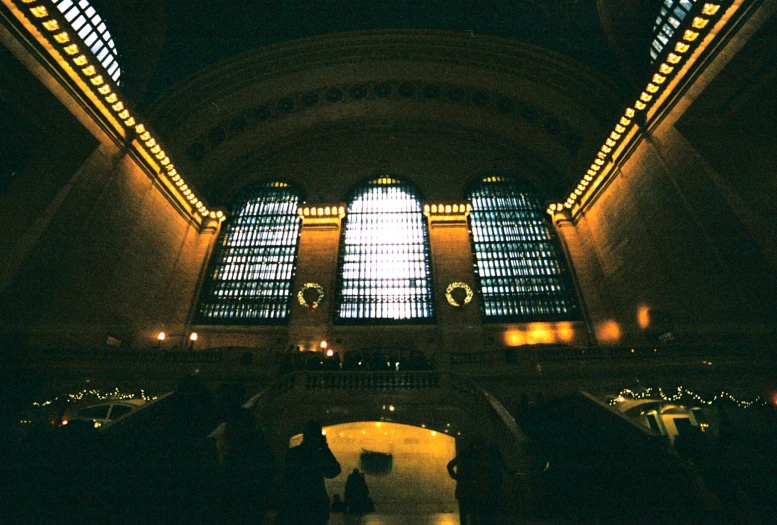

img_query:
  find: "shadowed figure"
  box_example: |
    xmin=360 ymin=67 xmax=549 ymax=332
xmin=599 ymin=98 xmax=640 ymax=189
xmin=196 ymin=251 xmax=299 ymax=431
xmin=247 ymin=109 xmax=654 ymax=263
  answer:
xmin=279 ymin=421 xmax=341 ymax=524
xmin=447 ymin=435 xmax=513 ymax=525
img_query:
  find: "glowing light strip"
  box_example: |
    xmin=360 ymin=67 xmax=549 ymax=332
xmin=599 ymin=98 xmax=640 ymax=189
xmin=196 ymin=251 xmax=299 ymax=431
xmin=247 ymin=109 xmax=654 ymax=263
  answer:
xmin=298 ymin=205 xmax=346 ymax=219
xmin=549 ymin=1 xmax=731 ymax=215
xmin=611 ymin=386 xmax=766 ymax=409
xmin=5 ymin=0 xmax=220 ymax=223
xmin=422 ymin=202 xmax=472 ymax=217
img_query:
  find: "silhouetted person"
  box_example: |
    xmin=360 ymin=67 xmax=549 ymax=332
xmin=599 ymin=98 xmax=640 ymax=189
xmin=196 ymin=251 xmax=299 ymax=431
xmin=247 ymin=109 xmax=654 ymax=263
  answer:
xmin=448 ymin=436 xmax=512 ymax=525
xmin=218 ymin=408 xmax=274 ymax=524
xmin=344 ymin=467 xmax=372 ymax=513
xmin=280 ymin=421 xmax=341 ymax=524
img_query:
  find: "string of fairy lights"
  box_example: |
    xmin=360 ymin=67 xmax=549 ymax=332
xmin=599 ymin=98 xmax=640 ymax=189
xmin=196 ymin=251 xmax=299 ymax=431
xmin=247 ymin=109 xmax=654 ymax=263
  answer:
xmin=32 ymin=387 xmax=156 ymax=407
xmin=6 ymin=0 xmax=222 ymax=225
xmin=610 ymin=386 xmax=767 ymax=409
xmin=548 ymin=1 xmax=733 ymax=216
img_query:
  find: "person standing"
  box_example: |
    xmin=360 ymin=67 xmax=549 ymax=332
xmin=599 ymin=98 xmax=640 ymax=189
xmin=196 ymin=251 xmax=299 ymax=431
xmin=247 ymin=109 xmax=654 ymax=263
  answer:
xmin=280 ymin=421 xmax=341 ymax=525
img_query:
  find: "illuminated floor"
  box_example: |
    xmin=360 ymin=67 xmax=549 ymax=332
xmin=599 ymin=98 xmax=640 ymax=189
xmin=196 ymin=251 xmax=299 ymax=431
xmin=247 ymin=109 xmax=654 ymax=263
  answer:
xmin=326 ymin=512 xmax=460 ymax=525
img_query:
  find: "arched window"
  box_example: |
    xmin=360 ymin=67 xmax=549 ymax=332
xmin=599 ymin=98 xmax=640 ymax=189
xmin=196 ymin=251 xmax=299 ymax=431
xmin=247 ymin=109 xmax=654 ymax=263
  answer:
xmin=335 ymin=176 xmax=434 ymax=322
xmin=53 ymin=0 xmax=121 ymax=83
xmin=196 ymin=181 xmax=303 ymax=324
xmin=467 ymin=176 xmax=579 ymax=322
xmin=650 ymin=0 xmax=695 ymax=62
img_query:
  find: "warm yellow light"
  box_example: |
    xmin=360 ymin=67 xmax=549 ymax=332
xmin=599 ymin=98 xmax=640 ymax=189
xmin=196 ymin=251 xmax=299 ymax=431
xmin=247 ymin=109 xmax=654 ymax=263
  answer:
xmin=675 ymin=42 xmax=690 ymax=54
xmin=124 ymin=117 xmax=135 ymax=127
xmin=587 ymin=169 xmax=597 ymax=176
xmin=667 ymin=53 xmax=682 ymax=64
xmin=189 ymin=332 xmax=198 ymax=341
xmin=90 ymin=75 xmax=104 ymax=85
xmin=635 ymin=101 xmax=647 ymax=110
xmin=155 ymin=151 xmax=166 ymax=160
xmin=339 ymin=206 xmax=345 ymax=215
xmin=216 ymin=211 xmax=224 ymax=218
xmin=81 ymin=65 xmax=96 ymax=76
xmin=105 ymin=93 xmax=118 ymax=103
xmin=96 ymin=85 xmax=110 ymax=96
xmin=619 ymin=117 xmax=631 ymax=126
xmin=574 ymin=188 xmax=583 ymax=195
xmin=445 ymin=205 xmax=452 ymax=213
xmin=160 ymin=157 xmax=170 ymax=166
xmin=431 ymin=204 xmax=438 ymax=213
xmin=53 ymin=32 xmax=70 ymax=44
xmin=615 ymin=124 xmax=626 ymax=133
xmin=210 ymin=211 xmax=217 ymax=219
xmin=157 ymin=332 xmax=166 ymax=341
xmin=118 ymin=110 xmax=130 ymax=119
xmin=692 ymin=17 xmax=709 ymax=29
xmin=609 ymin=131 xmax=621 ymax=140
xmin=135 ymin=124 xmax=146 ymax=134
xmin=42 ymin=19 xmax=60 ymax=31
xmin=63 ymin=44 xmax=79 ymax=55
xmin=637 ymin=305 xmax=651 ymax=329
xmin=452 ymin=204 xmax=459 ymax=213
xmin=702 ymin=3 xmax=720 ymax=16
xmin=548 ymin=203 xmax=557 ymax=211
xmin=112 ymin=102 xmax=124 ymax=112
xmin=597 ymin=152 xmax=606 ymax=160
xmin=150 ymin=145 xmax=161 ymax=154
xmin=639 ymin=92 xmax=652 ymax=102
xmin=73 ymin=55 xmax=88 ymax=66
xmin=584 ymin=174 xmax=593 ymax=182
xmin=652 ymin=74 xmax=666 ymax=85
xmin=683 ymin=30 xmax=699 ymax=42
xmin=30 ymin=6 xmax=48 ymax=17
xmin=168 ymin=169 xmax=178 ymax=177
xmin=625 ymin=107 xmax=635 ymax=118
xmin=556 ymin=322 xmax=575 ymax=343
xmin=594 ymin=158 xmax=605 ymax=166
xmin=659 ymin=64 xmax=674 ymax=75
xmin=326 ymin=349 xmax=334 ymax=357
xmin=320 ymin=340 xmax=328 ymax=349
xmin=590 ymin=164 xmax=600 ymax=171
xmin=596 ymin=320 xmax=622 ymax=343
xmin=605 ymin=138 xmax=616 ymax=147
xmin=646 ymin=83 xmax=659 ymax=94
xmin=601 ymin=145 xmax=611 ymax=154
xmin=423 ymin=204 xmax=430 ymax=213
xmin=183 ymin=189 xmax=192 ymax=196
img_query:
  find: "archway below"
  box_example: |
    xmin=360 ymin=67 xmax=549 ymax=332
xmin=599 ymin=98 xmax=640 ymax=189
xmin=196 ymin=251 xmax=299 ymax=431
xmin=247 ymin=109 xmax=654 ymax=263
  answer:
xmin=291 ymin=421 xmax=458 ymax=514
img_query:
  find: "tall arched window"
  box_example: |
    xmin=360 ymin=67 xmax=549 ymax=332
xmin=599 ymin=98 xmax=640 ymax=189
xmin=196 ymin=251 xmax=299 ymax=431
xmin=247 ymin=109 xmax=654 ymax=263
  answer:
xmin=467 ymin=176 xmax=579 ymax=322
xmin=196 ymin=181 xmax=303 ymax=324
xmin=53 ymin=0 xmax=121 ymax=83
xmin=650 ymin=0 xmax=695 ymax=62
xmin=335 ymin=176 xmax=434 ymax=322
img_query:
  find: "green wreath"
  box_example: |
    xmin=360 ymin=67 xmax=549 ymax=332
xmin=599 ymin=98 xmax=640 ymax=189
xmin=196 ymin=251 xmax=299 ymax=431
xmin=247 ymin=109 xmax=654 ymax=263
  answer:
xmin=297 ymin=282 xmax=325 ymax=309
xmin=445 ymin=281 xmax=473 ymax=307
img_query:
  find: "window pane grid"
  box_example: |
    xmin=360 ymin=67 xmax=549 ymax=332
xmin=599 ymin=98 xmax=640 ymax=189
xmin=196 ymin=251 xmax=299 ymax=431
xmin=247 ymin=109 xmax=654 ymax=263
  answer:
xmin=196 ymin=182 xmax=302 ymax=324
xmin=53 ymin=0 xmax=121 ymax=83
xmin=336 ymin=178 xmax=434 ymax=323
xmin=468 ymin=177 xmax=579 ymax=322
xmin=650 ymin=0 xmax=696 ymax=62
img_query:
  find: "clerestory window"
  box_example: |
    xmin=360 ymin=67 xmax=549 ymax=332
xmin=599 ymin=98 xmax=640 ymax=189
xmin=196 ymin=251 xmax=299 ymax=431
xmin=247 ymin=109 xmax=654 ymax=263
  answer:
xmin=650 ymin=0 xmax=696 ymax=62
xmin=335 ymin=176 xmax=434 ymax=323
xmin=196 ymin=181 xmax=302 ymax=324
xmin=467 ymin=176 xmax=579 ymax=322
xmin=53 ymin=0 xmax=121 ymax=83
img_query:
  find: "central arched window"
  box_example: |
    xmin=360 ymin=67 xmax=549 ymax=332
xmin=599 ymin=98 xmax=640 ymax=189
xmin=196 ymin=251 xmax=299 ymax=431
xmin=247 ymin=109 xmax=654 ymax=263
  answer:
xmin=335 ymin=176 xmax=434 ymax=323
xmin=467 ymin=176 xmax=579 ymax=322
xmin=196 ymin=181 xmax=303 ymax=324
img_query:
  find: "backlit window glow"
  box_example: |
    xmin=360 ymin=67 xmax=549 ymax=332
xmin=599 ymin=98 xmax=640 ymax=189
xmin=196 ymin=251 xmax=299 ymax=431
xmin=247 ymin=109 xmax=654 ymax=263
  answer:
xmin=52 ymin=0 xmax=121 ymax=83
xmin=468 ymin=176 xmax=579 ymax=321
xmin=336 ymin=177 xmax=434 ymax=322
xmin=651 ymin=0 xmax=696 ymax=62
xmin=196 ymin=182 xmax=302 ymax=323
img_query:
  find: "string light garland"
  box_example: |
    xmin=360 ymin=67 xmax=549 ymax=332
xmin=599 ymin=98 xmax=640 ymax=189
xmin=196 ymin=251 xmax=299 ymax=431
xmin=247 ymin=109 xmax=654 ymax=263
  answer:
xmin=609 ymin=386 xmax=766 ymax=409
xmin=548 ymin=1 xmax=734 ymax=216
xmin=32 ymin=388 xmax=156 ymax=407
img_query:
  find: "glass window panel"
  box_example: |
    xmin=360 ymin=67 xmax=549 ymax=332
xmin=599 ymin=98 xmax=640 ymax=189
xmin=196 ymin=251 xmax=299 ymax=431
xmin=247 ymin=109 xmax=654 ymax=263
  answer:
xmin=335 ymin=177 xmax=434 ymax=323
xmin=196 ymin=181 xmax=303 ymax=324
xmin=650 ymin=0 xmax=697 ymax=63
xmin=467 ymin=176 xmax=579 ymax=322
xmin=55 ymin=0 xmax=121 ymax=84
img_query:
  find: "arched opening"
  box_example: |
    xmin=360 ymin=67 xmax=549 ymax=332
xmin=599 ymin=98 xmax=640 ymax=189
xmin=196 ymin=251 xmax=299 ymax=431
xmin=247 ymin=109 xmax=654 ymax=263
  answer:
xmin=290 ymin=421 xmax=458 ymax=514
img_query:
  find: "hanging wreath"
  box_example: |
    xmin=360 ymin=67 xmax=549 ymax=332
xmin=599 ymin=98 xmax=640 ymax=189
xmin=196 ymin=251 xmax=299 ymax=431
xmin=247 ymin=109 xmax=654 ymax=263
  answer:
xmin=445 ymin=282 xmax=473 ymax=307
xmin=297 ymin=282 xmax=325 ymax=309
